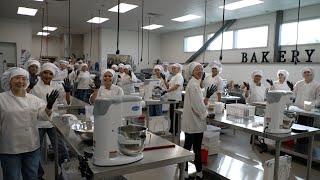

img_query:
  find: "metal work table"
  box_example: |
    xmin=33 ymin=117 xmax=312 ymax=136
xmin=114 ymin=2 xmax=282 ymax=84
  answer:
xmin=221 ymin=95 xmax=241 ymax=103
xmin=52 ymin=116 xmax=194 ymax=180
xmin=57 ymin=96 xmax=89 ymax=110
xmin=174 ymin=108 xmax=320 ymax=180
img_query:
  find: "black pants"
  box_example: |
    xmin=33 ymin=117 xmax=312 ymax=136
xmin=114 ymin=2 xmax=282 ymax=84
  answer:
xmin=169 ymin=103 xmax=179 ymax=134
xmin=296 ymin=115 xmax=314 ymax=144
xmin=184 ymin=132 xmax=203 ymax=172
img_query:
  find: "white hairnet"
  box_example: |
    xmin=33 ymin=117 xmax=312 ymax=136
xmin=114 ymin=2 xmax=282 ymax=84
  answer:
xmin=67 ymin=64 xmax=74 ymax=70
xmin=277 ymin=70 xmax=289 ymax=80
xmin=1 ymin=67 xmax=30 ymax=91
xmin=153 ymin=65 xmax=163 ymax=74
xmin=124 ymin=65 xmax=132 ymax=70
xmin=41 ymin=63 xmax=61 ymax=77
xmin=111 ymin=64 xmax=118 ymax=70
xmin=172 ymin=63 xmax=183 ymax=73
xmin=25 ymin=59 xmax=41 ymax=74
xmin=186 ymin=62 xmax=201 ymax=80
xmin=163 ymin=62 xmax=169 ymax=66
xmin=301 ymin=67 xmax=314 ymax=78
xmin=60 ymin=60 xmax=69 ymax=65
xmin=118 ymin=63 xmax=124 ymax=68
xmin=101 ymin=69 xmax=117 ymax=83
xmin=74 ymin=62 xmax=80 ymax=66
xmin=80 ymin=63 xmax=88 ymax=70
xmin=208 ymin=60 xmax=222 ymax=73
xmin=251 ymin=70 xmax=263 ymax=79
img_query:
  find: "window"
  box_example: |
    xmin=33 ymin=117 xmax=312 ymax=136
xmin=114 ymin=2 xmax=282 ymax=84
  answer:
xmin=235 ymin=26 xmax=268 ymax=48
xmin=207 ymin=31 xmax=233 ymax=50
xmin=280 ymin=18 xmax=320 ymax=45
xmin=184 ymin=35 xmax=203 ymax=52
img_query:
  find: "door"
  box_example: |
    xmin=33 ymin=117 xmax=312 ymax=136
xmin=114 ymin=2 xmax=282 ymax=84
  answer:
xmin=0 ymin=42 xmax=17 ymax=75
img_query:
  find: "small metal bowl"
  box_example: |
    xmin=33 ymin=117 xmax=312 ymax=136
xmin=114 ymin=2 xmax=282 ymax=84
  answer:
xmin=118 ymin=125 xmax=147 ymax=156
xmin=71 ymin=121 xmax=94 ymax=141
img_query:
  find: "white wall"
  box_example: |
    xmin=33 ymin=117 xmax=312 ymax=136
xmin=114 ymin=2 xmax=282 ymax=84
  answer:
xmin=32 ymin=34 xmax=84 ymax=59
xmin=0 ymin=18 xmax=32 ymax=66
xmin=83 ymin=28 xmax=161 ymax=72
xmin=160 ymin=5 xmax=320 ymax=84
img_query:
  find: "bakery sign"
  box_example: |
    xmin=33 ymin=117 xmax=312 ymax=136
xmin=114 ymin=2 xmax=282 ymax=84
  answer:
xmin=241 ymin=49 xmax=316 ymax=63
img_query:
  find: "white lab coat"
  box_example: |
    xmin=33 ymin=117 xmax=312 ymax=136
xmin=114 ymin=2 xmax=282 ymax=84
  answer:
xmin=68 ymin=71 xmax=76 ymax=86
xmin=163 ymin=70 xmax=171 ymax=81
xmin=54 ymin=69 xmax=68 ymax=81
xmin=243 ymin=83 xmax=267 ymax=103
xmin=118 ymin=73 xmax=138 ymax=94
xmin=203 ymin=74 xmax=224 ymax=102
xmin=30 ymin=79 xmax=67 ymax=128
xmin=0 ymin=91 xmax=50 ymax=154
xmin=89 ymin=84 xmax=124 ymax=104
xmin=76 ymin=71 xmax=93 ymax=89
xmin=270 ymin=81 xmax=291 ymax=91
xmin=167 ymin=73 xmax=184 ymax=101
xmin=293 ymin=80 xmax=320 ymax=108
xmin=182 ymin=77 xmax=208 ymax=133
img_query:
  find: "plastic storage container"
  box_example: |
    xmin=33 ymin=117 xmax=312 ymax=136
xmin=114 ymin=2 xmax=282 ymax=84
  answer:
xmin=226 ymin=104 xmax=256 ymax=117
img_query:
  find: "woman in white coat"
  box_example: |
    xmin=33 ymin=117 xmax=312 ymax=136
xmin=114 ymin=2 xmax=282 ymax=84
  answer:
xmin=0 ymin=67 xmax=58 ymax=180
xmin=162 ymin=63 xmax=184 ymax=134
xmin=75 ymin=63 xmax=93 ymax=103
xmin=117 ymin=65 xmax=138 ymax=94
xmin=149 ymin=65 xmax=167 ymax=116
xmin=266 ymin=70 xmax=293 ymax=91
xmin=90 ymin=69 xmax=124 ymax=104
xmin=182 ymin=62 xmax=216 ymax=180
xmin=294 ymin=67 xmax=320 ymax=135
xmin=242 ymin=70 xmax=267 ymax=104
xmin=202 ymin=60 xmax=224 ymax=103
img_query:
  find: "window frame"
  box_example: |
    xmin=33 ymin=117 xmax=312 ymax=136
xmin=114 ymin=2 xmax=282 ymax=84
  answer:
xmin=206 ymin=30 xmax=235 ymax=51
xmin=183 ymin=34 xmax=204 ymax=52
xmin=234 ymin=25 xmax=269 ymax=49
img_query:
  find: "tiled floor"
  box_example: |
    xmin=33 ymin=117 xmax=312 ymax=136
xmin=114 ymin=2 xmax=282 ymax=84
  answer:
xmin=1 ymin=129 xmax=320 ymax=180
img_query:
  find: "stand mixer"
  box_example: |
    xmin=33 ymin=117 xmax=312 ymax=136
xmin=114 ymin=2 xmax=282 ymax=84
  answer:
xmin=92 ymin=96 xmax=145 ymax=166
xmin=264 ymin=90 xmax=296 ymax=134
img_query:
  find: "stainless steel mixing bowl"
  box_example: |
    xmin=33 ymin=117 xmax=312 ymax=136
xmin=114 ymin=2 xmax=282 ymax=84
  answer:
xmin=71 ymin=121 xmax=94 ymax=141
xmin=118 ymin=125 xmax=147 ymax=156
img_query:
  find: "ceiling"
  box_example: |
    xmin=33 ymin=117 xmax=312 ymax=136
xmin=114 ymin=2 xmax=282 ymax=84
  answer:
xmin=1 ymin=0 xmax=319 ymax=36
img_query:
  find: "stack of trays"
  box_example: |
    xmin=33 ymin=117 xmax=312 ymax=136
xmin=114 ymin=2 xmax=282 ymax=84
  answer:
xmin=202 ymin=125 xmax=221 ymax=155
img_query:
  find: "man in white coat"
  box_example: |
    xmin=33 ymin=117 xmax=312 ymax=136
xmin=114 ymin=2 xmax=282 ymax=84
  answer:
xmin=162 ymin=62 xmax=171 ymax=81
xmin=182 ymin=62 xmax=217 ymax=180
xmin=266 ymin=69 xmax=293 ymax=91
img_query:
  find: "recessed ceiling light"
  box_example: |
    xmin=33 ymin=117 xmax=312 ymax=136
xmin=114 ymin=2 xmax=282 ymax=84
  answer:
xmin=37 ymin=32 xmax=49 ymax=36
xmin=17 ymin=7 xmax=38 ymax=16
xmin=43 ymin=26 xmax=57 ymax=31
xmin=171 ymin=14 xmax=201 ymax=22
xmin=108 ymin=3 xmax=138 ymax=13
xmin=219 ymin=0 xmax=263 ymax=10
xmin=142 ymin=24 xmax=163 ymax=30
xmin=87 ymin=17 xmax=109 ymax=24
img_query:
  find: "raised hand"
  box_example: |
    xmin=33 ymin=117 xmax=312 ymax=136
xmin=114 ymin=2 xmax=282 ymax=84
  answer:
xmin=243 ymin=82 xmax=250 ymax=90
xmin=93 ymin=76 xmax=101 ymax=89
xmin=266 ymin=79 xmax=273 ymax=86
xmin=62 ymin=78 xmax=72 ymax=93
xmin=160 ymin=73 xmax=166 ymax=80
xmin=286 ymin=81 xmax=294 ymax=91
xmin=28 ymin=75 xmax=38 ymax=89
xmin=206 ymin=85 xmax=218 ymax=98
xmin=46 ymin=90 xmax=59 ymax=109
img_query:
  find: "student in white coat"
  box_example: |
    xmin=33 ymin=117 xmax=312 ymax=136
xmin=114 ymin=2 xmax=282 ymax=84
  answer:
xmin=242 ymin=70 xmax=267 ymax=104
xmin=162 ymin=63 xmax=184 ymax=134
xmin=294 ymin=67 xmax=320 ymax=135
xmin=90 ymin=69 xmax=124 ymax=104
xmin=149 ymin=65 xmax=167 ymax=116
xmin=117 ymin=65 xmax=138 ymax=94
xmin=202 ymin=60 xmax=224 ymax=103
xmin=117 ymin=63 xmax=125 ymax=78
xmin=30 ymin=63 xmax=71 ymax=179
xmin=266 ymin=69 xmax=294 ymax=91
xmin=182 ymin=62 xmax=217 ymax=180
xmin=162 ymin=62 xmax=171 ymax=81
xmin=25 ymin=59 xmax=41 ymax=93
xmin=75 ymin=63 xmax=93 ymax=103
xmin=0 ymin=67 xmax=58 ymax=180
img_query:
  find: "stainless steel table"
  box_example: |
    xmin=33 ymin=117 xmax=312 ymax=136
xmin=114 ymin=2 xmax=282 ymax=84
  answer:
xmin=52 ymin=116 xmax=194 ymax=180
xmin=57 ymin=96 xmax=89 ymax=110
xmin=221 ymin=95 xmax=241 ymax=103
xmin=174 ymin=109 xmax=320 ymax=180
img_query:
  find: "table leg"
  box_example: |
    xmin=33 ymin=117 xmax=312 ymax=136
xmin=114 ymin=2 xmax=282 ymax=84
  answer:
xmin=172 ymin=111 xmax=176 ymax=143
xmin=54 ymin=127 xmax=59 ymax=180
xmin=146 ymin=105 xmax=150 ymax=129
xmin=307 ymin=135 xmax=314 ymax=180
xmin=251 ymin=135 xmax=255 ymax=151
xmin=178 ymin=162 xmax=186 ymax=180
xmin=274 ymin=140 xmax=281 ymax=180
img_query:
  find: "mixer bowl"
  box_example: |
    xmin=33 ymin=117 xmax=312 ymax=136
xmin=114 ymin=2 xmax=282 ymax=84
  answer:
xmin=71 ymin=121 xmax=94 ymax=141
xmin=118 ymin=125 xmax=147 ymax=156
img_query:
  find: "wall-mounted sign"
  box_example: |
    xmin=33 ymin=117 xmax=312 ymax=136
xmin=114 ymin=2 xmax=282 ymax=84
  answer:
xmin=241 ymin=49 xmax=316 ymax=63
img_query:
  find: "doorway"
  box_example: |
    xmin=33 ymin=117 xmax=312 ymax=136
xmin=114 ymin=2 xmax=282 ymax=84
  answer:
xmin=0 ymin=42 xmax=17 ymax=75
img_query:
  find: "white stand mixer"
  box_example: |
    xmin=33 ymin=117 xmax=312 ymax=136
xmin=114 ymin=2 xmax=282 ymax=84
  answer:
xmin=264 ymin=90 xmax=295 ymax=134
xmin=93 ymin=96 xmax=143 ymax=166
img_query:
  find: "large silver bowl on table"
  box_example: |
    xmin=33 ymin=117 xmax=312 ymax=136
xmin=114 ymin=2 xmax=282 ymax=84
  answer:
xmin=118 ymin=125 xmax=147 ymax=156
xmin=71 ymin=121 xmax=94 ymax=141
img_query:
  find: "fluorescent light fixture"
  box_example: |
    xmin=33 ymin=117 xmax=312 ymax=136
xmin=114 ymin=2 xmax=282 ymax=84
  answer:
xmin=87 ymin=17 xmax=109 ymax=24
xmin=142 ymin=24 xmax=163 ymax=30
xmin=219 ymin=0 xmax=263 ymax=10
xmin=17 ymin=7 xmax=38 ymax=16
xmin=34 ymin=0 xmax=43 ymax=1
xmin=172 ymin=14 xmax=201 ymax=22
xmin=108 ymin=3 xmax=138 ymax=13
xmin=37 ymin=32 xmax=49 ymax=36
xmin=43 ymin=26 xmax=57 ymax=31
